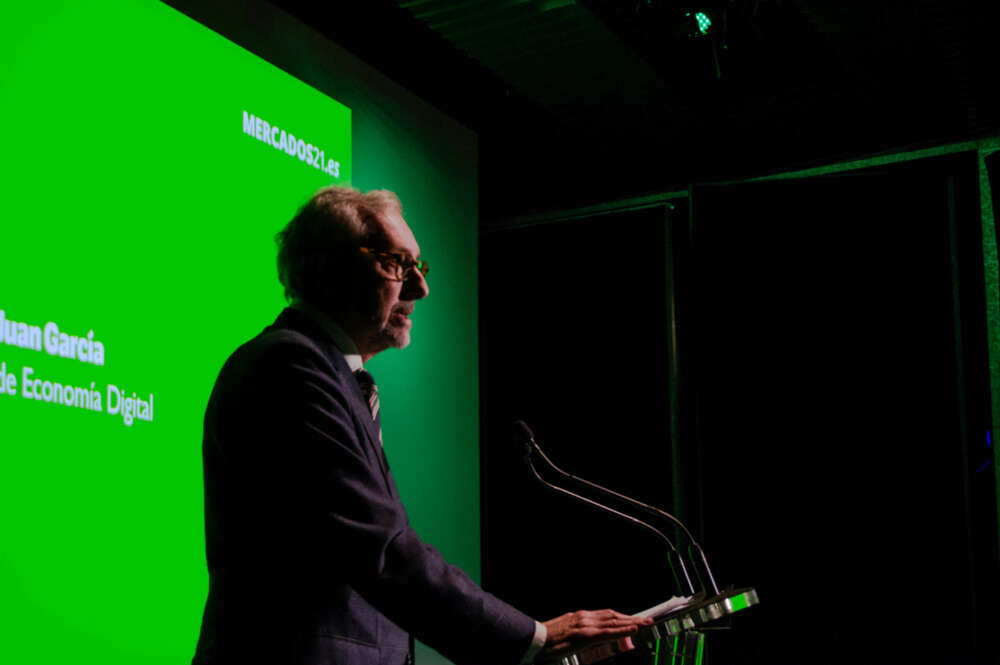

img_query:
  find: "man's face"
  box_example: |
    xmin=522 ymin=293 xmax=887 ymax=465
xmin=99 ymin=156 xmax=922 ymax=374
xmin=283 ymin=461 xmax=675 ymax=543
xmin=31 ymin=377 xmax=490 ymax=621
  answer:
xmin=349 ymin=209 xmax=429 ymax=359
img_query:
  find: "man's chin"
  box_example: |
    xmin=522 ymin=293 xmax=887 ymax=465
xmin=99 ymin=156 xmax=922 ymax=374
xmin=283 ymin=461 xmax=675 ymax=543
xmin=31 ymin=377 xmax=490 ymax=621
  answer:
xmin=377 ymin=326 xmax=411 ymax=350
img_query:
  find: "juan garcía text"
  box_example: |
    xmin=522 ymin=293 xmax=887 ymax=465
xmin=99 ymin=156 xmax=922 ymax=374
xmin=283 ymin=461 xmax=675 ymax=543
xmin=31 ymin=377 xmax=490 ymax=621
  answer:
xmin=0 ymin=309 xmax=105 ymax=365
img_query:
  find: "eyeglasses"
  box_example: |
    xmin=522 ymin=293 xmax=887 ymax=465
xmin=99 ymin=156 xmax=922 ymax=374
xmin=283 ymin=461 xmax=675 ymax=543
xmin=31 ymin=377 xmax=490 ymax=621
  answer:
xmin=359 ymin=246 xmax=430 ymax=280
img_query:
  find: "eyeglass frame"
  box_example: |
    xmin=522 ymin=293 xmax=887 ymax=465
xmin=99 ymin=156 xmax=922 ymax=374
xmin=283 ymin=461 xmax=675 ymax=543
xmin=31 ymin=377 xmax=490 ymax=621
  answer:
xmin=358 ymin=246 xmax=429 ymax=281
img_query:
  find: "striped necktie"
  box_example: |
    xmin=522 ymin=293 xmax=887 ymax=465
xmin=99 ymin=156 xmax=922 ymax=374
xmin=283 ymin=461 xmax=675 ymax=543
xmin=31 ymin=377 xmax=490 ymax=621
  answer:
xmin=354 ymin=369 xmax=382 ymax=445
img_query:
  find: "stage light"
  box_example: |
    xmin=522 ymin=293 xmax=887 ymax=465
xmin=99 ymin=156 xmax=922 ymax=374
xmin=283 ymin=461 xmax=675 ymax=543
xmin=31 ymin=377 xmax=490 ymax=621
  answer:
xmin=686 ymin=11 xmax=712 ymax=36
xmin=672 ymin=10 xmax=714 ymax=40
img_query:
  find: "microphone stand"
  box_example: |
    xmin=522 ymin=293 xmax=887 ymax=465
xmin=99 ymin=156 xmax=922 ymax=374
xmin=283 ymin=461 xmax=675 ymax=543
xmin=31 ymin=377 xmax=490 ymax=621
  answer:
xmin=522 ymin=445 xmax=697 ymax=597
xmin=516 ymin=420 xmax=718 ymax=597
xmin=515 ymin=422 xmax=760 ymax=665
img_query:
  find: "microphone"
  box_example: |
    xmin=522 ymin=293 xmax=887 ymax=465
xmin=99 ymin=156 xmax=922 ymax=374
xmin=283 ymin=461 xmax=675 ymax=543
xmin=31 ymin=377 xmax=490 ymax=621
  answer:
xmin=513 ymin=425 xmax=764 ymax=665
xmin=514 ymin=420 xmax=719 ymax=596
xmin=513 ymin=420 xmax=698 ymax=597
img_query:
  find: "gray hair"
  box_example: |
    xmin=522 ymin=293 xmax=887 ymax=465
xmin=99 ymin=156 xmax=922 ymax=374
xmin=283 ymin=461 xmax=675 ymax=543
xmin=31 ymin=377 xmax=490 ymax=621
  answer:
xmin=275 ymin=185 xmax=402 ymax=302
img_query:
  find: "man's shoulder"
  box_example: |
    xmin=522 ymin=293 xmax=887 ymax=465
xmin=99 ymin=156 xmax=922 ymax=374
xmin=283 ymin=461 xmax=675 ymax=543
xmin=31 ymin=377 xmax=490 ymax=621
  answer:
xmin=220 ymin=309 xmax=349 ymax=382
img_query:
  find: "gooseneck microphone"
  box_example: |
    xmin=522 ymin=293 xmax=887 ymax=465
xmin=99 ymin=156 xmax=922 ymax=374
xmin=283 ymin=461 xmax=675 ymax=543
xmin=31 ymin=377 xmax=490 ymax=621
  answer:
xmin=513 ymin=420 xmax=697 ymax=597
xmin=513 ymin=420 xmax=719 ymax=596
xmin=513 ymin=421 xmax=763 ymax=665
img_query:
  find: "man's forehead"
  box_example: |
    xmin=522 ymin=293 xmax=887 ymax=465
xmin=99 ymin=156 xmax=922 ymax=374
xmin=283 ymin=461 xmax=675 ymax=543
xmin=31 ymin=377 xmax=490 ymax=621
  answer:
xmin=374 ymin=210 xmax=421 ymax=256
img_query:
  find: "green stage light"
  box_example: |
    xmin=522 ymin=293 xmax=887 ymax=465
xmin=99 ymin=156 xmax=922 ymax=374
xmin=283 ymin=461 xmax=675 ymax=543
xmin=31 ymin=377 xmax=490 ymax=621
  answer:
xmin=695 ymin=12 xmax=712 ymax=34
xmin=678 ymin=11 xmax=713 ymax=39
xmin=686 ymin=11 xmax=712 ymax=36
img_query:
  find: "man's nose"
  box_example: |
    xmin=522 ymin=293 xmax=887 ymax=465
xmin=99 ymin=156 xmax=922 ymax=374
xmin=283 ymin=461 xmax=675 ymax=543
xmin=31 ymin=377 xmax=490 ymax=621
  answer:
xmin=402 ymin=269 xmax=429 ymax=300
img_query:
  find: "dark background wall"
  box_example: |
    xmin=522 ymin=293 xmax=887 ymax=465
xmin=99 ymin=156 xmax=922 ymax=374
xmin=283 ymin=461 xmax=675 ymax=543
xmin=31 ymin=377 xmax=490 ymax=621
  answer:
xmin=687 ymin=153 xmax=996 ymax=664
xmin=480 ymin=204 xmax=679 ymax=618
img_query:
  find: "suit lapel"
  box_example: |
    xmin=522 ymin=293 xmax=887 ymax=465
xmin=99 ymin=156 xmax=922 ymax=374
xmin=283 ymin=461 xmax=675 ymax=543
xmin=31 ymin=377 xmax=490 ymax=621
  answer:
xmin=272 ymin=308 xmax=396 ymax=498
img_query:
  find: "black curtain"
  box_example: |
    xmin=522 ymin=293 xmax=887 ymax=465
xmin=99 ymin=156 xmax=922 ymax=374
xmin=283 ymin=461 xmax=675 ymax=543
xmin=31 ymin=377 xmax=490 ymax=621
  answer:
xmin=687 ymin=153 xmax=995 ymax=665
xmin=479 ymin=204 xmax=686 ymax=620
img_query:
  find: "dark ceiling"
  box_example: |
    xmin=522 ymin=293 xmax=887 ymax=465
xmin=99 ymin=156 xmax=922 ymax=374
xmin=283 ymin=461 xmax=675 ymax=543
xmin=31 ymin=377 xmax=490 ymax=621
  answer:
xmin=268 ymin=0 xmax=1000 ymax=219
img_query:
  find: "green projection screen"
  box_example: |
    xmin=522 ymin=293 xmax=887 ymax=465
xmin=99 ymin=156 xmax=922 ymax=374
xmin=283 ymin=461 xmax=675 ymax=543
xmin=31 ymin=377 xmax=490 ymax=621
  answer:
xmin=1 ymin=2 xmax=480 ymax=664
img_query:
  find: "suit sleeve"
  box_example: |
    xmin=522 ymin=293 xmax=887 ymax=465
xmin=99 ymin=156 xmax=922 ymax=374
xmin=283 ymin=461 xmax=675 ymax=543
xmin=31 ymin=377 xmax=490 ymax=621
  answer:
xmin=245 ymin=335 xmax=538 ymax=665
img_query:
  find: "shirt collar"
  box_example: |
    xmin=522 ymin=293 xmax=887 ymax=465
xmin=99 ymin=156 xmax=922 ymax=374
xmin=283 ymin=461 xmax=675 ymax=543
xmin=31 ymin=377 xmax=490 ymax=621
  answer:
xmin=290 ymin=298 xmax=364 ymax=372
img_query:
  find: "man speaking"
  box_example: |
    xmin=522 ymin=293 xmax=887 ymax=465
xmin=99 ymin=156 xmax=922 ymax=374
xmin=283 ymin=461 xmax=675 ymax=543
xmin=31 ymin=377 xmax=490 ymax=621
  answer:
xmin=192 ymin=186 xmax=649 ymax=665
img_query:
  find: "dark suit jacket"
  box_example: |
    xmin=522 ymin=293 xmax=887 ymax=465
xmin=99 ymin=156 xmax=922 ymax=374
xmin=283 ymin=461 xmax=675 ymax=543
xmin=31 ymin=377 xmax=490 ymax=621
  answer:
xmin=193 ymin=308 xmax=536 ymax=665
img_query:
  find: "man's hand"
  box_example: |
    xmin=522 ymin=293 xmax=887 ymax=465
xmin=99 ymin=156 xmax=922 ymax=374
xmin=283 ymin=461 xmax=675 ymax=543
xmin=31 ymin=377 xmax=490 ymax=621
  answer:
xmin=541 ymin=610 xmax=653 ymax=657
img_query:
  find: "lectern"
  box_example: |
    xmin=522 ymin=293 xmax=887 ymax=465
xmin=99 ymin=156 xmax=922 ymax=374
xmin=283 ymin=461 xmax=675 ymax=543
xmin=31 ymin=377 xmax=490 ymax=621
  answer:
xmin=540 ymin=587 xmax=759 ymax=665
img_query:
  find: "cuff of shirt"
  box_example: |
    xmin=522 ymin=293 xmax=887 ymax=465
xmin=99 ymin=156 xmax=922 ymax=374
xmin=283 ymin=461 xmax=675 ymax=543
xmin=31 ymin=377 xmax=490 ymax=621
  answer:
xmin=520 ymin=620 xmax=547 ymax=664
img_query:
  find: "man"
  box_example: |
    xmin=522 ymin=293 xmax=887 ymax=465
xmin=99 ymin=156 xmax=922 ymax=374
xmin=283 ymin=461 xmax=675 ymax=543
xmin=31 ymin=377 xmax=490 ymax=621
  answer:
xmin=193 ymin=186 xmax=649 ymax=665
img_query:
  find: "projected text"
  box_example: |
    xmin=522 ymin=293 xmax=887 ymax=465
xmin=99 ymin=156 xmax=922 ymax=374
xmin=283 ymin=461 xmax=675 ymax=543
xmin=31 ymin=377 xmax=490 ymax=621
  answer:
xmin=0 ymin=308 xmax=154 ymax=427
xmin=242 ymin=110 xmax=342 ymax=177
xmin=0 ymin=361 xmax=156 ymax=427
xmin=0 ymin=309 xmax=105 ymax=365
